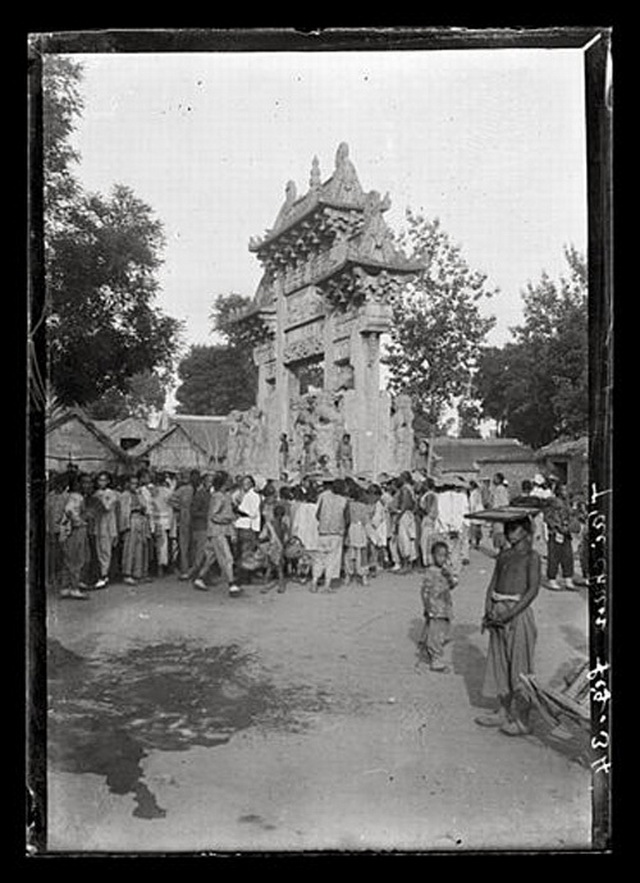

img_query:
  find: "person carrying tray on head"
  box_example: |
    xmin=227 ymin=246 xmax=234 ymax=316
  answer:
xmin=489 ymin=473 xmax=510 ymax=552
xmin=475 ymin=513 xmax=541 ymax=736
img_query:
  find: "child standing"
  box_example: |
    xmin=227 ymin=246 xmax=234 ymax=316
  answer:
xmin=344 ymin=485 xmax=370 ymax=586
xmin=418 ymin=541 xmax=458 ymax=672
xmin=258 ymin=492 xmax=290 ymax=594
xmin=366 ymin=485 xmax=389 ymax=576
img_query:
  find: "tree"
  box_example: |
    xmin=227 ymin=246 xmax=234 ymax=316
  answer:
xmin=210 ymin=292 xmax=260 ymax=350
xmin=174 ymin=345 xmax=257 ymax=415
xmin=458 ymin=399 xmax=483 ymax=439
xmin=43 ymin=57 xmax=182 ymax=408
xmin=474 ymin=247 xmax=588 ymax=447
xmin=173 ymin=293 xmax=260 ymax=415
xmin=42 ymin=56 xmax=84 ymax=221
xmin=475 ymin=343 xmax=558 ymax=446
xmin=85 ymin=371 xmax=167 ymax=421
xmin=384 ymin=211 xmax=496 ymax=433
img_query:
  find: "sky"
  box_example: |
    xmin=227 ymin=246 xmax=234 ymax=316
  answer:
xmin=65 ymin=47 xmax=588 ymax=364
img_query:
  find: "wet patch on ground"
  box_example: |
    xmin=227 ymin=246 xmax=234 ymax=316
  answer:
xmin=47 ymin=638 xmax=329 ymax=819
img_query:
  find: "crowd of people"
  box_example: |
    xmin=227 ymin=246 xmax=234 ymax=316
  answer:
xmin=44 ymin=461 xmax=589 ymax=740
xmin=45 ymin=463 xmax=588 ymax=604
xmin=417 ymin=474 xmax=587 ymax=736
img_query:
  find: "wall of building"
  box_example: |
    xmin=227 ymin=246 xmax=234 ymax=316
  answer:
xmin=537 ymin=455 xmax=587 ymax=495
xmin=477 ymin=460 xmax=539 ymax=499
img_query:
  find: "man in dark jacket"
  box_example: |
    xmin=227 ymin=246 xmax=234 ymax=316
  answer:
xmin=544 ymin=484 xmax=578 ymax=591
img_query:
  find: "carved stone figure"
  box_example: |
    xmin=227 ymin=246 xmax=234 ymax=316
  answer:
xmin=358 ymin=191 xmax=396 ymax=263
xmin=313 ymin=390 xmax=343 ymax=469
xmin=300 ymin=431 xmax=319 ymax=475
xmin=244 ymin=406 xmax=267 ymax=471
xmin=309 ymin=155 xmax=321 ymax=191
xmin=391 ymin=394 xmax=415 ymax=474
xmin=226 ymin=409 xmax=244 ymax=471
xmin=328 ymin=142 xmax=362 ymax=203
xmin=273 ymin=179 xmax=298 ymax=230
xmin=279 ymin=433 xmax=290 ymax=475
xmin=336 ymin=432 xmax=354 ymax=476
xmin=334 ymin=363 xmax=354 ymax=392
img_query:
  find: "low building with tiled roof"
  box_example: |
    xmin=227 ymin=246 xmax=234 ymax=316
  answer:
xmin=536 ymin=436 xmax=588 ymax=493
xmin=45 ymin=408 xmax=130 ymax=475
xmin=431 ymin=437 xmax=538 ymax=494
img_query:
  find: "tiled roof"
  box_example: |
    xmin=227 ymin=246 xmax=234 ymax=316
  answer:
xmin=172 ymin=415 xmax=230 ymax=461
xmin=536 ymin=436 xmax=588 ymax=459
xmin=433 ymin=438 xmax=535 ymax=473
xmin=45 ymin=408 xmax=129 ymax=463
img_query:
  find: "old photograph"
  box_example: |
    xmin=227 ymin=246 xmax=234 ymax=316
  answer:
xmin=28 ymin=28 xmax=612 ymax=853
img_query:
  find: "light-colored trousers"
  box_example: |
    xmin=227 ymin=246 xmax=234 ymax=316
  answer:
xmin=420 ymin=519 xmax=444 ymax=568
xmin=95 ymin=533 xmax=116 ymax=578
xmin=397 ymin=511 xmax=418 ymax=562
xmin=344 ymin=545 xmax=367 ymax=577
xmin=195 ymin=534 xmax=235 ymax=586
xmin=312 ymin=534 xmax=344 ymax=583
xmin=155 ymin=528 xmax=169 ymax=567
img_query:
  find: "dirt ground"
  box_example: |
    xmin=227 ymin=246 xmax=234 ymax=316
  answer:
xmin=45 ymin=544 xmax=592 ymax=853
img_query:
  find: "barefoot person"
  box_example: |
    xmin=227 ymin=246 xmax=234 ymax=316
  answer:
xmin=418 ymin=540 xmax=458 ymax=672
xmin=475 ymin=515 xmax=540 ymax=736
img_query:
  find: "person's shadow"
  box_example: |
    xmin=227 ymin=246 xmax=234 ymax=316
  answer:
xmin=407 ymin=616 xmax=426 ymax=650
xmin=407 ymin=617 xmax=493 ymax=710
xmin=450 ymin=623 xmax=495 ymax=710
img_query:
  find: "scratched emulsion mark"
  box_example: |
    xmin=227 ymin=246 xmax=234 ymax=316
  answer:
xmin=47 ymin=639 xmax=328 ymax=819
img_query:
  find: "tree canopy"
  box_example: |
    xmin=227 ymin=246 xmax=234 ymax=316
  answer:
xmin=42 ymin=56 xmax=182 ymax=409
xmin=174 ymin=293 xmax=259 ymax=415
xmin=384 ymin=211 xmax=496 ymax=432
xmin=85 ymin=371 xmax=167 ymax=421
xmin=474 ymin=247 xmax=588 ymax=447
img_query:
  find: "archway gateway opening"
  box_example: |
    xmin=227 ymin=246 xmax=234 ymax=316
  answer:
xmin=290 ymin=356 xmax=325 ymax=397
